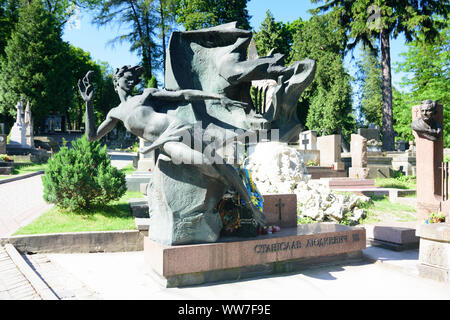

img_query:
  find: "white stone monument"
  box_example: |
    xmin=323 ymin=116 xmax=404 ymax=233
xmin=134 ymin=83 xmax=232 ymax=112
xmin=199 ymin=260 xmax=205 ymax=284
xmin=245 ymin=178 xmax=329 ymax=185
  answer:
xmin=299 ymin=130 xmax=317 ymax=150
xmin=8 ymin=99 xmax=34 ymax=148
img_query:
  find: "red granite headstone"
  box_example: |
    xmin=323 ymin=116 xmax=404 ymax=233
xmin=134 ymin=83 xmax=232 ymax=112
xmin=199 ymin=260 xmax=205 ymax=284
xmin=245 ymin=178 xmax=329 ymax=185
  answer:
xmin=412 ymin=103 xmax=443 ymax=221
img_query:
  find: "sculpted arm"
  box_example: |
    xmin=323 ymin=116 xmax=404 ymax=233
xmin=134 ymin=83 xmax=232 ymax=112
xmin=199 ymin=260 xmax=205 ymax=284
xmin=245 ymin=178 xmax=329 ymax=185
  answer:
xmin=140 ymin=88 xmax=248 ymax=110
xmin=78 ymin=71 xmax=118 ymax=141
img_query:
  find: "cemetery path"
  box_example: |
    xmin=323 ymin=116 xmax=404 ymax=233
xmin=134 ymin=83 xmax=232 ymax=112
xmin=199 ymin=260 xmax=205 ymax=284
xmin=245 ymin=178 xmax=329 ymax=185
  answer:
xmin=0 ymin=174 xmax=53 ymax=238
xmin=24 ymin=247 xmax=450 ymax=300
xmin=108 ymin=150 xmax=136 ymax=170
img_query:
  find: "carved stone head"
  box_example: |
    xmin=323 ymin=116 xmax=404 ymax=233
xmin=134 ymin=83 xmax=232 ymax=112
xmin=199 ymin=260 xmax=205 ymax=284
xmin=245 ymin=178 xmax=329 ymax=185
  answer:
xmin=419 ymin=100 xmax=438 ymax=125
xmin=113 ymin=65 xmax=144 ymax=94
xmin=411 ymin=100 xmax=442 ymax=141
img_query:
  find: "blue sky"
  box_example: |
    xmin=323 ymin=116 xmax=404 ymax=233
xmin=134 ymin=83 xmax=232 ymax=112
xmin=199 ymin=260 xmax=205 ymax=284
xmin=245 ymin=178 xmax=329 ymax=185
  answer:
xmin=62 ymin=0 xmax=409 ymax=89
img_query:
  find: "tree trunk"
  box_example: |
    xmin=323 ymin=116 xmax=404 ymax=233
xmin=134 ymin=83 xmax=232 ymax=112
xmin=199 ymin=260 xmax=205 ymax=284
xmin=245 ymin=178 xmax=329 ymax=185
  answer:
xmin=380 ymin=27 xmax=395 ymax=151
xmin=160 ymin=2 xmax=166 ymax=79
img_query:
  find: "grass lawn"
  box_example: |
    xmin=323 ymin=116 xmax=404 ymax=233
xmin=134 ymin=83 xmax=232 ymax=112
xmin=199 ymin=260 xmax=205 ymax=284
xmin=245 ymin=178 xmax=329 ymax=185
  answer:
xmin=12 ymin=163 xmax=48 ymax=175
xmin=13 ymin=191 xmax=144 ymax=236
xmin=0 ymin=162 xmax=48 ymax=179
xmin=119 ymin=163 xmax=136 ymax=175
xmin=374 ymin=176 xmax=416 ymax=190
xmin=359 ymin=196 xmax=417 ymax=224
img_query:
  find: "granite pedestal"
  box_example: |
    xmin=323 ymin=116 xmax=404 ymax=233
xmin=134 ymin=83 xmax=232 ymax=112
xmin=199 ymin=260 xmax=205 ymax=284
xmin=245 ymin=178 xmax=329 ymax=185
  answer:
xmin=416 ymin=223 xmax=450 ymax=283
xmin=144 ymin=223 xmax=366 ymax=287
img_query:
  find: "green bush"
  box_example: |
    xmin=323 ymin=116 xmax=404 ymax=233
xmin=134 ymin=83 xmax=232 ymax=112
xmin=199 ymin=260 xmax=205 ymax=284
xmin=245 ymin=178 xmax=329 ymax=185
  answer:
xmin=42 ymin=136 xmax=127 ymax=211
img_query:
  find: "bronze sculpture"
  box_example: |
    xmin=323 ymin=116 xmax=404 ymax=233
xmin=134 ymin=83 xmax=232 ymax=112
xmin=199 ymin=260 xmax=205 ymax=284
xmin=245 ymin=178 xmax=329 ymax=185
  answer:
xmin=411 ymin=100 xmax=442 ymax=141
xmin=78 ymin=22 xmax=316 ymax=245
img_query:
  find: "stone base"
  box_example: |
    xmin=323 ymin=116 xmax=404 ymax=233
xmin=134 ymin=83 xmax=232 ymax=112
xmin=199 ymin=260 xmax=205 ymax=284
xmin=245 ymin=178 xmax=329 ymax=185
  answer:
xmin=349 ymin=167 xmax=370 ymax=179
xmin=137 ymin=159 xmax=154 ymax=172
xmin=416 ymin=223 xmax=450 ymax=283
xmin=129 ymin=198 xmax=149 ymax=218
xmin=417 ymin=263 xmax=449 ymax=283
xmin=144 ymin=223 xmax=366 ymax=287
xmin=306 ymin=167 xmax=347 ymax=179
xmin=321 ymin=178 xmax=375 ymax=189
xmin=364 ymin=223 xmax=419 ymax=251
xmin=125 ymin=172 xmax=152 ymax=192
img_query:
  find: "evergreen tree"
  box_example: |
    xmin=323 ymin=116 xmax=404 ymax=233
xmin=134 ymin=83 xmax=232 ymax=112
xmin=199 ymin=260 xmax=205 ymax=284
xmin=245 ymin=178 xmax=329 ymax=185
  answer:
xmin=291 ymin=12 xmax=355 ymax=140
xmin=0 ymin=0 xmax=72 ymax=130
xmin=0 ymin=0 xmax=20 ymax=57
xmin=312 ymin=0 xmax=449 ymax=150
xmin=253 ymin=10 xmax=299 ymax=59
xmin=175 ymin=0 xmax=251 ymax=31
xmin=42 ymin=136 xmax=126 ymax=210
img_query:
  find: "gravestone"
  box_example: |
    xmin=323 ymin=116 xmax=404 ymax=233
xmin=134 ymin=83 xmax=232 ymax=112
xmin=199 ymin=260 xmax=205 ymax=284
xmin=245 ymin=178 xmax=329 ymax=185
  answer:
xmin=137 ymin=138 xmax=155 ymax=172
xmin=358 ymin=125 xmax=380 ymax=142
xmin=396 ymin=140 xmax=406 ymax=152
xmin=126 ymin=138 xmax=154 ymax=192
xmin=299 ymin=130 xmax=317 ymax=150
xmin=8 ymin=99 xmax=30 ymax=148
xmin=24 ymin=101 xmax=34 ymax=148
xmin=262 ymin=194 xmax=297 ymax=228
xmin=390 ymin=152 xmax=416 ymax=176
xmin=411 ymin=101 xmax=443 ymax=221
xmin=0 ymin=134 xmax=6 ymax=154
xmin=7 ymin=99 xmax=37 ymax=156
xmin=349 ymin=134 xmax=370 ymax=179
xmin=317 ymin=134 xmax=344 ymax=170
xmin=293 ymin=130 xmax=320 ymax=165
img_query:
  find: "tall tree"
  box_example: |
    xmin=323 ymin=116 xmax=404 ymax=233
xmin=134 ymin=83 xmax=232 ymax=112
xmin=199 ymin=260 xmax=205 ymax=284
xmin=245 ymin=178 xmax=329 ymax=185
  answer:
xmin=0 ymin=0 xmax=72 ymax=130
xmin=355 ymin=43 xmax=383 ymax=128
xmin=312 ymin=0 xmax=449 ymax=150
xmin=0 ymin=0 xmax=20 ymax=57
xmin=175 ymin=0 xmax=251 ymax=31
xmin=155 ymin=0 xmax=177 ymax=78
xmin=395 ymin=19 xmax=450 ymax=147
xmin=93 ymin=0 xmax=160 ymax=83
xmin=291 ymin=12 xmax=355 ymax=140
xmin=253 ymin=10 xmax=299 ymax=59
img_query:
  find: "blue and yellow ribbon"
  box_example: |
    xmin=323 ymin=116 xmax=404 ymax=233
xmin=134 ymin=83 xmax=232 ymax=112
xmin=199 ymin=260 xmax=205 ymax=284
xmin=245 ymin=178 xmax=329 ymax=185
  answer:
xmin=238 ymin=167 xmax=264 ymax=213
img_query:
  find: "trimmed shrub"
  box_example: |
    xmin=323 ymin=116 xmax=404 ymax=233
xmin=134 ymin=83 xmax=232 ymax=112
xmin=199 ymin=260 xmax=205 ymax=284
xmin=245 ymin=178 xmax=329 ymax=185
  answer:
xmin=42 ymin=136 xmax=126 ymax=211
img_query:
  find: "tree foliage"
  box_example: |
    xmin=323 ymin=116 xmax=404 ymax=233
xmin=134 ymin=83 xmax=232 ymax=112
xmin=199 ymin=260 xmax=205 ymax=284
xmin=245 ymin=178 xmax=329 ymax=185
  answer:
xmin=395 ymin=20 xmax=450 ymax=147
xmin=290 ymin=11 xmax=355 ymax=140
xmin=93 ymin=0 xmax=161 ymax=83
xmin=253 ymin=10 xmax=299 ymax=59
xmin=392 ymin=87 xmax=414 ymax=143
xmin=175 ymin=0 xmax=251 ymax=31
xmin=312 ymin=0 xmax=449 ymax=150
xmin=42 ymin=136 xmax=126 ymax=210
xmin=64 ymin=45 xmax=119 ymax=131
xmin=0 ymin=0 xmax=20 ymax=57
xmin=0 ymin=0 xmax=72 ymax=130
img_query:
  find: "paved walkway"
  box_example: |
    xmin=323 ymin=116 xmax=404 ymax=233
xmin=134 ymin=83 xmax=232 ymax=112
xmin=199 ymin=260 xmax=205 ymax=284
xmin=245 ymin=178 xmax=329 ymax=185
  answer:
xmin=0 ymin=245 xmax=41 ymax=300
xmin=0 ymin=174 xmax=53 ymax=238
xmin=2 ymin=245 xmax=448 ymax=300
